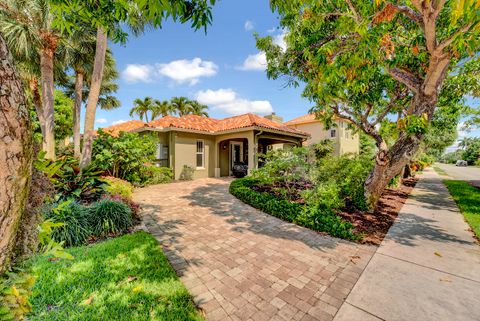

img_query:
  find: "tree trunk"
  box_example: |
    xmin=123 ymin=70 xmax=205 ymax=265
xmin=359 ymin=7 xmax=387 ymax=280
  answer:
xmin=73 ymin=71 xmax=84 ymax=159
xmin=80 ymin=26 xmax=107 ymax=168
xmin=40 ymin=44 xmax=56 ymax=160
xmin=28 ymin=77 xmax=46 ymax=150
xmin=0 ymin=34 xmax=33 ymax=273
xmin=364 ymin=93 xmax=438 ymax=208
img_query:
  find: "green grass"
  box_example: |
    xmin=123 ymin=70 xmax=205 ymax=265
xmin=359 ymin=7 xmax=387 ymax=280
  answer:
xmin=24 ymin=231 xmax=203 ymax=321
xmin=444 ymin=180 xmax=480 ymax=239
xmin=433 ymin=166 xmax=448 ymax=176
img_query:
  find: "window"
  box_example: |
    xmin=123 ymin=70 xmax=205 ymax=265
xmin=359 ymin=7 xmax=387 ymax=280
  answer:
xmin=330 ymin=129 xmax=336 ymax=138
xmin=196 ymin=140 xmax=205 ymax=168
xmin=156 ymin=143 xmax=169 ymax=167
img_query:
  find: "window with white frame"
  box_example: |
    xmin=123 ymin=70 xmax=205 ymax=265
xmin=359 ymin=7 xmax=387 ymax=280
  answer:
xmin=196 ymin=140 xmax=205 ymax=168
xmin=330 ymin=129 xmax=336 ymax=138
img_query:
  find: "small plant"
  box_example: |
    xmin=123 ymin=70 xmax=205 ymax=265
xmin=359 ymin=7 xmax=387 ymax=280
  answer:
xmin=179 ymin=165 xmax=195 ymax=181
xmin=102 ymin=176 xmax=134 ymax=199
xmin=104 ymin=194 xmax=141 ymax=221
xmin=140 ymin=166 xmax=173 ymax=185
xmin=43 ymin=201 xmax=91 ymax=247
xmin=0 ymin=269 xmax=35 ymax=321
xmin=88 ymin=199 xmax=133 ymax=237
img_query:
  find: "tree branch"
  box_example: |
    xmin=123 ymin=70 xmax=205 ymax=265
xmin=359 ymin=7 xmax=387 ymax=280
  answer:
xmin=345 ymin=0 xmax=360 ymax=22
xmin=387 ymin=68 xmax=421 ymax=93
xmin=392 ymin=4 xmax=424 ymax=27
xmin=436 ymin=23 xmax=474 ymax=53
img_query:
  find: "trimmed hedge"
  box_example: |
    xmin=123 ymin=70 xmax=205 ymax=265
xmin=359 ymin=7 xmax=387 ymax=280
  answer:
xmin=229 ymin=178 xmax=359 ymax=241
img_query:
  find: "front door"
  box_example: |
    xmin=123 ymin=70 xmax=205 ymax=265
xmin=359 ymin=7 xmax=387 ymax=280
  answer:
xmin=230 ymin=141 xmax=243 ymax=175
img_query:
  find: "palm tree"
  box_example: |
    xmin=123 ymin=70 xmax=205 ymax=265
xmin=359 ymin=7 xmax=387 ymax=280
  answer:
xmin=170 ymin=96 xmax=194 ymax=116
xmin=152 ymin=100 xmax=174 ymax=120
xmin=189 ymin=100 xmax=209 ymax=117
xmin=130 ymin=97 xmax=156 ymax=122
xmin=0 ymin=0 xmax=62 ymax=159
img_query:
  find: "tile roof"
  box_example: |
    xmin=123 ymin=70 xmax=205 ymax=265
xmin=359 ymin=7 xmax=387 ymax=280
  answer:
xmin=100 ymin=120 xmax=146 ymax=137
xmin=101 ymin=113 xmax=309 ymax=137
xmin=284 ymin=114 xmax=318 ymax=126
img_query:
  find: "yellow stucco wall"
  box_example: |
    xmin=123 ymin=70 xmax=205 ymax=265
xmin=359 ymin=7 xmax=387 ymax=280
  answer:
xmin=287 ymin=120 xmax=359 ymax=156
xmin=173 ymin=132 xmax=216 ymax=180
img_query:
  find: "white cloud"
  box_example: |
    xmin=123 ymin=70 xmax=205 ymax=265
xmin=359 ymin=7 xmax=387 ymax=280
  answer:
xmin=238 ymin=52 xmax=267 ymax=71
xmin=121 ymin=64 xmax=154 ymax=83
xmin=121 ymin=58 xmax=218 ymax=85
xmin=195 ymin=88 xmax=273 ymax=115
xmin=273 ymin=31 xmax=287 ymax=51
xmin=156 ymin=58 xmax=218 ymax=85
xmin=244 ymin=20 xmax=254 ymax=31
xmin=96 ymin=118 xmax=108 ymax=124
xmin=112 ymin=120 xmax=127 ymax=125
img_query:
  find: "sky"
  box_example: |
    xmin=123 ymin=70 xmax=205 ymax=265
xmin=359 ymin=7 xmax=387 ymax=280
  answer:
xmin=91 ymin=0 xmax=479 ymax=149
xmin=93 ymin=0 xmax=309 ymax=128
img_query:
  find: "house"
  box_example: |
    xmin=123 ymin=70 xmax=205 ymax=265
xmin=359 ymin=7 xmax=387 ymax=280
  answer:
xmin=284 ymin=114 xmax=360 ymax=156
xmin=102 ymin=113 xmax=309 ymax=180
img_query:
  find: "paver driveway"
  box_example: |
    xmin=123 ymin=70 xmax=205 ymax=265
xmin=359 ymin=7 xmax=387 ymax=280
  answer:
xmin=134 ymin=178 xmax=376 ymax=321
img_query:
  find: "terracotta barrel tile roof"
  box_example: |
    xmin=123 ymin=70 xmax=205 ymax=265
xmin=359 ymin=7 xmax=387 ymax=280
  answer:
xmin=284 ymin=114 xmax=318 ymax=126
xmin=101 ymin=113 xmax=309 ymax=137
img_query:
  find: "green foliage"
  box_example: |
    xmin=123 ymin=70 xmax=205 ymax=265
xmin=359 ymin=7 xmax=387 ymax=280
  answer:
xmin=91 ymin=130 xmax=157 ymax=183
xmin=229 ymin=178 xmax=358 ymax=241
xmin=43 ymin=201 xmax=92 ymax=247
xmin=359 ymin=132 xmax=376 ymax=158
xmin=444 ymin=180 xmax=480 ymax=239
xmin=102 ymin=176 xmax=134 ymax=199
xmin=35 ymin=152 xmax=105 ymax=202
xmin=461 ymin=137 xmax=480 ymax=165
xmin=141 ymin=166 xmax=174 ymax=185
xmin=87 ymin=199 xmax=133 ymax=237
xmin=440 ymin=150 xmax=464 ymax=164
xmin=23 ymin=232 xmax=203 ymax=321
xmin=179 ymin=165 xmax=195 ymax=181
xmin=0 ymin=270 xmax=35 ymax=321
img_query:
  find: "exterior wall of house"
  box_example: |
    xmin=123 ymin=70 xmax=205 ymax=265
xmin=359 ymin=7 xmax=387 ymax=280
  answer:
xmin=215 ymin=131 xmax=255 ymax=177
xmin=173 ymin=132 xmax=216 ymax=180
xmin=287 ymin=120 xmax=359 ymax=156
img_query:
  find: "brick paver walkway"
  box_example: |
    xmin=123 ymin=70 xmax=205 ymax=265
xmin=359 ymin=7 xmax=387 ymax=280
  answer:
xmin=134 ymin=178 xmax=376 ymax=321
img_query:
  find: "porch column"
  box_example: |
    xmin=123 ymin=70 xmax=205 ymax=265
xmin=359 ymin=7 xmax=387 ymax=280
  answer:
xmin=247 ymin=132 xmax=255 ymax=176
xmin=214 ymin=139 xmax=221 ymax=178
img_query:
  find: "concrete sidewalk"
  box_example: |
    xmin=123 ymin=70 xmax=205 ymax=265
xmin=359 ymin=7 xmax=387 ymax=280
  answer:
xmin=334 ymin=168 xmax=480 ymax=321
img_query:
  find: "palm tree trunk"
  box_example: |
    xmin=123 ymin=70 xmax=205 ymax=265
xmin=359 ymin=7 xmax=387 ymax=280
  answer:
xmin=73 ymin=71 xmax=84 ymax=159
xmin=28 ymin=77 xmax=46 ymax=150
xmin=39 ymin=41 xmax=57 ymax=160
xmin=0 ymin=34 xmax=33 ymax=273
xmin=80 ymin=26 xmax=107 ymax=168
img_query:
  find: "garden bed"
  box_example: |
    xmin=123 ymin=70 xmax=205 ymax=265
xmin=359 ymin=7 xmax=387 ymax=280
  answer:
xmin=23 ymin=232 xmax=203 ymax=321
xmin=338 ymin=178 xmax=417 ymax=245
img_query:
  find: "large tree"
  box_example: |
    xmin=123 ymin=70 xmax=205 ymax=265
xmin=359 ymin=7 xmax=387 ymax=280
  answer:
xmin=130 ymin=97 xmax=156 ymax=122
xmin=0 ymin=34 xmax=33 ymax=273
xmin=258 ymin=0 xmax=480 ymax=207
xmin=0 ymin=0 xmax=63 ymax=160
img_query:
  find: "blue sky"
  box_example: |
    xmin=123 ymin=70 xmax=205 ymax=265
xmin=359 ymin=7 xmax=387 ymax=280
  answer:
xmin=94 ymin=0 xmax=309 ymax=128
xmin=92 ymin=0 xmax=479 ymax=149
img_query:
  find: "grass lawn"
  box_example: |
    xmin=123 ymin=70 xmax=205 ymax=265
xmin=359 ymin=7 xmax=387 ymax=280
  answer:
xmin=433 ymin=166 xmax=448 ymax=176
xmin=24 ymin=231 xmax=203 ymax=321
xmin=444 ymin=180 xmax=480 ymax=239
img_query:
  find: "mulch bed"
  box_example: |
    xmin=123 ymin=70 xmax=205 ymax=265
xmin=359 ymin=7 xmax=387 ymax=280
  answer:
xmin=338 ymin=178 xmax=418 ymax=245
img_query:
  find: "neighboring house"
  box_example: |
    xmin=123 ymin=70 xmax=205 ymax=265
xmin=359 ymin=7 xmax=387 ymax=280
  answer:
xmin=102 ymin=113 xmax=309 ymax=180
xmin=284 ymin=114 xmax=360 ymax=156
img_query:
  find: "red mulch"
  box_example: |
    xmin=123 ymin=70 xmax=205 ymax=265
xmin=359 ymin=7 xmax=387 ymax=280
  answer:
xmin=338 ymin=178 xmax=418 ymax=245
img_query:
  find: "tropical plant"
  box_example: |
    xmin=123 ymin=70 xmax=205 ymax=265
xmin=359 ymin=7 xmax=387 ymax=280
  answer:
xmin=258 ymin=0 xmax=480 ymax=208
xmin=129 ymin=97 xmax=156 ymax=122
xmin=0 ymin=0 xmax=65 ymax=159
xmin=179 ymin=165 xmax=195 ymax=181
xmin=170 ymin=96 xmax=209 ymax=116
xmin=140 ymin=166 xmax=174 ymax=185
xmin=34 ymin=153 xmax=105 ymax=203
xmin=91 ymin=130 xmax=157 ymax=183
xmin=152 ymin=99 xmax=175 ymax=119
xmin=102 ymin=176 xmax=134 ymax=199
xmin=462 ymin=137 xmax=480 ymax=165
xmin=88 ymin=199 xmax=133 ymax=237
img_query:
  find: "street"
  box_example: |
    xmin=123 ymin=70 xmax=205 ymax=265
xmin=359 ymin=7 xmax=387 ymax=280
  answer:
xmin=435 ymin=163 xmax=480 ymax=188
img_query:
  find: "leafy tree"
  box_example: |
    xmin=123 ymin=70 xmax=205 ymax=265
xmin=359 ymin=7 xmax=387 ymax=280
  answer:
xmin=461 ymin=137 xmax=480 ymax=164
xmin=258 ymin=0 xmax=480 ymax=207
xmin=52 ymin=90 xmax=73 ymax=141
xmin=152 ymin=99 xmax=175 ymax=119
xmin=170 ymin=96 xmax=209 ymax=116
xmin=50 ymin=0 xmax=217 ymax=168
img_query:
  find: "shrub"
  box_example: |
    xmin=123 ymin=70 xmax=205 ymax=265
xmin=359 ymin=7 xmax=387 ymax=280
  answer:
xmin=140 ymin=166 xmax=173 ymax=185
xmin=91 ymin=130 xmax=157 ymax=183
xmin=35 ymin=153 xmax=105 ymax=203
xmin=42 ymin=201 xmax=91 ymax=247
xmin=179 ymin=165 xmax=195 ymax=181
xmin=230 ymin=178 xmax=358 ymax=240
xmin=105 ymin=194 xmax=141 ymax=221
xmin=102 ymin=176 xmax=134 ymax=199
xmin=88 ymin=199 xmax=133 ymax=237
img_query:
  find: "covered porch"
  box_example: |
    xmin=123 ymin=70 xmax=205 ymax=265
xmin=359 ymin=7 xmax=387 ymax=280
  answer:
xmin=214 ymin=129 xmax=304 ymax=177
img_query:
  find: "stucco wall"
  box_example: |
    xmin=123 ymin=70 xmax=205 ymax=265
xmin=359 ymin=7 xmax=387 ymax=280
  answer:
xmin=173 ymin=132 xmax=215 ymax=180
